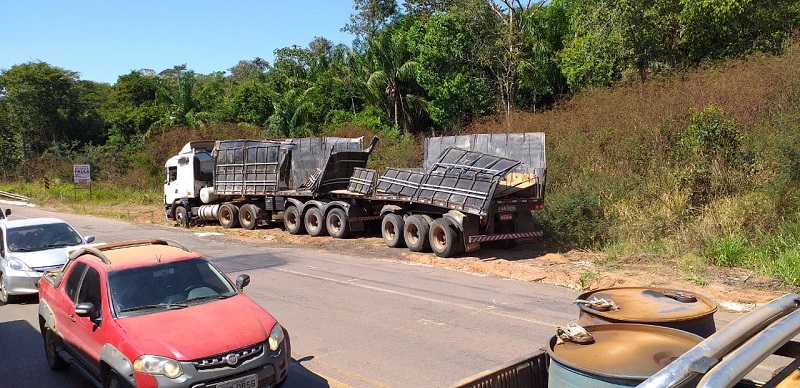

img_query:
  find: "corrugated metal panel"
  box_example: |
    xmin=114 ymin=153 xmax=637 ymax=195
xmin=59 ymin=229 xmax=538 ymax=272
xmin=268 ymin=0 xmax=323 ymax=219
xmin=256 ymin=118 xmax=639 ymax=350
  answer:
xmin=413 ymin=148 xmax=521 ymax=216
xmin=454 ymin=350 xmax=549 ymax=388
xmin=424 ymin=133 xmax=546 ymax=173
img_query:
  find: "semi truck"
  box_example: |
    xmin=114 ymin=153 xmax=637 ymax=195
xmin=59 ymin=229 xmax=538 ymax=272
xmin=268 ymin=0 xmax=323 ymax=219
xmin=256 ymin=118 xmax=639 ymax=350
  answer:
xmin=163 ymin=133 xmax=547 ymax=257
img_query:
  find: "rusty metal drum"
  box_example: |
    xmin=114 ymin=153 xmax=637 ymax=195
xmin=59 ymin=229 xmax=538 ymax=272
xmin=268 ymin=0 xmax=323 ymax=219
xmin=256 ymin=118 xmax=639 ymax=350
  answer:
xmin=576 ymin=287 xmax=717 ymax=337
xmin=547 ymin=323 xmax=704 ymax=387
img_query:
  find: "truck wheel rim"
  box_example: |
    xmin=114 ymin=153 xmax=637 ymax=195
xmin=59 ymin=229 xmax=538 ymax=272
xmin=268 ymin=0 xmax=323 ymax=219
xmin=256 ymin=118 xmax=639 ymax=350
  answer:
xmin=407 ymin=224 xmax=419 ymax=245
xmin=329 ymin=215 xmax=341 ymax=232
xmin=384 ymin=221 xmax=396 ymax=239
xmin=432 ymin=227 xmax=446 ymax=249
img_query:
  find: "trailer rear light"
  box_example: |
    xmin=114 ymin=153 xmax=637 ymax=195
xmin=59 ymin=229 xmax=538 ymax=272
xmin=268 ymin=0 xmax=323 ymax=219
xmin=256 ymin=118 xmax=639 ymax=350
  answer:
xmin=533 ymin=204 xmax=544 ymax=210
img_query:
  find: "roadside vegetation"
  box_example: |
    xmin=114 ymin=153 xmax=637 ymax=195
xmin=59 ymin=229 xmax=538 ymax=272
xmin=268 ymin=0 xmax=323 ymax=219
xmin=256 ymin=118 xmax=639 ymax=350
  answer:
xmin=1 ymin=1 xmax=799 ymax=287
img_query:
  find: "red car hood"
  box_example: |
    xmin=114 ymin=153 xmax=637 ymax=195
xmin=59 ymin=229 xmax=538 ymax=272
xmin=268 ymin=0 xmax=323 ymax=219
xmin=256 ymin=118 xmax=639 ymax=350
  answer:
xmin=115 ymin=295 xmax=277 ymax=361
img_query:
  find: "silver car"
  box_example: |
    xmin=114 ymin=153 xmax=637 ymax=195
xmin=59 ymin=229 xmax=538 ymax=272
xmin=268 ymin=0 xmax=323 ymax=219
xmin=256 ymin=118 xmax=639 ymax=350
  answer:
xmin=0 ymin=217 xmax=95 ymax=303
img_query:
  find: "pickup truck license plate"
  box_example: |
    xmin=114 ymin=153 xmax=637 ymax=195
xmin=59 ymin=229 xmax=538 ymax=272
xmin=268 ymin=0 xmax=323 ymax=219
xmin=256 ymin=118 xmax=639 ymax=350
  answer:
xmin=499 ymin=213 xmax=514 ymax=221
xmin=217 ymin=374 xmax=258 ymax=388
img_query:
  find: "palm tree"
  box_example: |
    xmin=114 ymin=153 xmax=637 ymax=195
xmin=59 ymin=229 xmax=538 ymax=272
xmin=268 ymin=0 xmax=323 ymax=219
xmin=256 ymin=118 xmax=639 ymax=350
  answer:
xmin=366 ymin=30 xmax=428 ymax=134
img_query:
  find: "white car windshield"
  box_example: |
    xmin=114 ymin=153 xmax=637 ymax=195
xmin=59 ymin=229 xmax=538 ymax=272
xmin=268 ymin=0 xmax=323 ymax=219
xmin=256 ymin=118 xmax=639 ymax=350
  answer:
xmin=108 ymin=258 xmax=237 ymax=316
xmin=7 ymin=223 xmax=83 ymax=252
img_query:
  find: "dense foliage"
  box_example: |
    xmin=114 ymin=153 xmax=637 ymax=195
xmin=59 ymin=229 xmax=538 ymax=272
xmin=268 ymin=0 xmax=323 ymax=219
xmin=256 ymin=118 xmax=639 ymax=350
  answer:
xmin=1 ymin=0 xmax=799 ymax=284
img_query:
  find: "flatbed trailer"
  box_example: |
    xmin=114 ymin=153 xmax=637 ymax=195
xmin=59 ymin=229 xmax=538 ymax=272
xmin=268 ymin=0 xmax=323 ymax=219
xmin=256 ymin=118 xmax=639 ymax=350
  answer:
xmin=164 ymin=133 xmax=547 ymax=257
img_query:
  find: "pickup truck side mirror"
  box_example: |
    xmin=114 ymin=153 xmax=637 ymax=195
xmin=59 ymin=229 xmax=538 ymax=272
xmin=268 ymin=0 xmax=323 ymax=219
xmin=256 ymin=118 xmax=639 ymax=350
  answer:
xmin=85 ymin=236 xmax=96 ymax=243
xmin=75 ymin=302 xmax=102 ymax=324
xmin=236 ymin=274 xmax=250 ymax=289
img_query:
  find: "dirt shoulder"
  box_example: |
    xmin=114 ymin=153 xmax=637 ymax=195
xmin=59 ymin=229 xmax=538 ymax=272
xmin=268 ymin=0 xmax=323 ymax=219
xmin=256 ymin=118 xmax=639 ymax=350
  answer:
xmin=108 ymin=205 xmax=792 ymax=311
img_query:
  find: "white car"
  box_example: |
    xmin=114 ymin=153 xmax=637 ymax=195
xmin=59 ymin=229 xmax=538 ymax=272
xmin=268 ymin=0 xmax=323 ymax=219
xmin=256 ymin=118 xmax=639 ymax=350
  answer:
xmin=0 ymin=217 xmax=95 ymax=303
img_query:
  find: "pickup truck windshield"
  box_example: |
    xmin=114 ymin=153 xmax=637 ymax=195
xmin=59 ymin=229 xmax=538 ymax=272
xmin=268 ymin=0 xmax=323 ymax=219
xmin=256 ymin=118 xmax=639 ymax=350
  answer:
xmin=108 ymin=258 xmax=237 ymax=316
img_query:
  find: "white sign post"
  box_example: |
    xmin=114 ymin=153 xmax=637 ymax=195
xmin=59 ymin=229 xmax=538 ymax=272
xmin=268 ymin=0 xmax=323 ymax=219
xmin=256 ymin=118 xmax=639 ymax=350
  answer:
xmin=73 ymin=164 xmax=92 ymax=199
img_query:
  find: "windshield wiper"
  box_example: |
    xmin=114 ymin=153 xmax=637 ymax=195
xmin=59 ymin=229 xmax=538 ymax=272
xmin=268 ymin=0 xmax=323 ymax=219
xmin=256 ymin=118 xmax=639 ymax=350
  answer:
xmin=178 ymin=294 xmax=232 ymax=304
xmin=119 ymin=303 xmax=188 ymax=313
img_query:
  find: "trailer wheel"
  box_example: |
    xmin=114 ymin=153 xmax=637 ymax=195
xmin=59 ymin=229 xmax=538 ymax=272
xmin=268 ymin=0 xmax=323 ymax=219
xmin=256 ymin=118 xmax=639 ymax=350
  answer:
xmin=305 ymin=207 xmax=327 ymax=237
xmin=381 ymin=214 xmax=405 ymax=248
xmin=174 ymin=205 xmax=189 ymax=228
xmin=284 ymin=206 xmax=305 ymax=235
xmin=239 ymin=204 xmax=259 ymax=230
xmin=326 ymin=208 xmax=350 ymax=239
xmin=219 ymin=203 xmax=240 ymax=228
xmin=404 ymin=215 xmax=431 ymax=252
xmin=429 ymin=218 xmax=463 ymax=258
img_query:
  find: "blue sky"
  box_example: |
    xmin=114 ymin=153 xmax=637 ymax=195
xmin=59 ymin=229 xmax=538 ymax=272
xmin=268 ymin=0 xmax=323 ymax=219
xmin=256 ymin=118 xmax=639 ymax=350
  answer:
xmin=0 ymin=1 xmax=357 ymax=84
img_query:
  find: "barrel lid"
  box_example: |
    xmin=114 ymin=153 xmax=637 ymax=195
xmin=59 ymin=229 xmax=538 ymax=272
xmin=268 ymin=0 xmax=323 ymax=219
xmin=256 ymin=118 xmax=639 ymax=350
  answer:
xmin=547 ymin=323 xmax=703 ymax=378
xmin=576 ymin=287 xmax=717 ymax=322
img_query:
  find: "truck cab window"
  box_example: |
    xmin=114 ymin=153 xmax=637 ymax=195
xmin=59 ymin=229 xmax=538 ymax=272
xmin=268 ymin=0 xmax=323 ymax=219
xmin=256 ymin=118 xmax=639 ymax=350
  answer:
xmin=167 ymin=166 xmax=177 ymax=183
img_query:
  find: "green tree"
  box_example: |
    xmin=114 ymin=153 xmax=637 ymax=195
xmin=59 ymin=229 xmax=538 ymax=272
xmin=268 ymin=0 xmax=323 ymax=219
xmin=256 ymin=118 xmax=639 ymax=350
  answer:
xmin=408 ymin=13 xmax=493 ymax=129
xmin=343 ymin=0 xmax=400 ymax=42
xmin=0 ymin=62 xmax=83 ymax=158
xmin=101 ymin=70 xmax=160 ymax=148
xmin=154 ymin=65 xmax=197 ymax=128
xmin=366 ymin=26 xmax=428 ymax=134
xmin=679 ymin=0 xmax=799 ymax=63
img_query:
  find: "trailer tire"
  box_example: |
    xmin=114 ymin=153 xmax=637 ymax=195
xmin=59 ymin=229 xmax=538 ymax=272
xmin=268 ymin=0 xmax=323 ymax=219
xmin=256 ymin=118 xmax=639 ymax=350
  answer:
xmin=404 ymin=215 xmax=430 ymax=252
xmin=174 ymin=206 xmax=189 ymax=228
xmin=305 ymin=207 xmax=327 ymax=237
xmin=381 ymin=214 xmax=405 ymax=248
xmin=326 ymin=208 xmax=350 ymax=239
xmin=429 ymin=218 xmax=463 ymax=258
xmin=284 ymin=206 xmax=305 ymax=235
xmin=219 ymin=203 xmax=240 ymax=229
xmin=239 ymin=204 xmax=259 ymax=230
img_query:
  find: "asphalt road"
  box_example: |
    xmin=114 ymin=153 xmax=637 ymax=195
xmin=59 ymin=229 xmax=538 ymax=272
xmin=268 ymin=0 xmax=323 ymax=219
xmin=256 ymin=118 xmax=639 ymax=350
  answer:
xmin=5 ymin=202 xmax=786 ymax=387
xmin=1 ymin=203 xmax=586 ymax=387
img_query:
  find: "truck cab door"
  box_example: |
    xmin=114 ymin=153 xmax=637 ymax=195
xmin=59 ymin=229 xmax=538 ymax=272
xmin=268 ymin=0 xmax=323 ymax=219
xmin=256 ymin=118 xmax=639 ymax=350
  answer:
xmin=164 ymin=164 xmax=181 ymax=204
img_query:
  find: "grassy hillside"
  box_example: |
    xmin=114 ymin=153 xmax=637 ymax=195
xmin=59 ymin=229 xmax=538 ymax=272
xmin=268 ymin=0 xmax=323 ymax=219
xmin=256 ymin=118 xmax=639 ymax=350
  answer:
xmin=465 ymin=43 xmax=800 ymax=286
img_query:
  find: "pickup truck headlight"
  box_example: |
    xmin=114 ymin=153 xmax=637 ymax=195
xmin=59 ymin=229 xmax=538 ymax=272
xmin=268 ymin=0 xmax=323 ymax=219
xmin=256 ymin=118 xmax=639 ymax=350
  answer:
xmin=133 ymin=355 xmax=183 ymax=379
xmin=268 ymin=323 xmax=285 ymax=352
xmin=8 ymin=257 xmax=32 ymax=271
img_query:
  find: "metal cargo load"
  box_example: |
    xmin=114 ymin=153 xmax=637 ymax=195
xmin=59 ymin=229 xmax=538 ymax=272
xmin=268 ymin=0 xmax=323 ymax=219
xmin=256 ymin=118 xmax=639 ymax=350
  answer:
xmin=413 ymin=148 xmax=521 ymax=216
xmin=424 ymin=133 xmax=547 ymax=199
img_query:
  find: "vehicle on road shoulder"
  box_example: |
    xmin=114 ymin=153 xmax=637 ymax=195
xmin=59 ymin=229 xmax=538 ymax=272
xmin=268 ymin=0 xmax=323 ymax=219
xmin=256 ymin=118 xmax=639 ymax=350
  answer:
xmin=0 ymin=217 xmax=95 ymax=303
xmin=0 ymin=205 xmax=10 ymax=220
xmin=37 ymin=239 xmax=290 ymax=388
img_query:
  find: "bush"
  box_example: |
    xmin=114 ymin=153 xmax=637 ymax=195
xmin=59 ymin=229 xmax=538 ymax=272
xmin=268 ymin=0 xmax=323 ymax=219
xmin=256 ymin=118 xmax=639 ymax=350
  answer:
xmin=533 ymin=188 xmax=607 ymax=249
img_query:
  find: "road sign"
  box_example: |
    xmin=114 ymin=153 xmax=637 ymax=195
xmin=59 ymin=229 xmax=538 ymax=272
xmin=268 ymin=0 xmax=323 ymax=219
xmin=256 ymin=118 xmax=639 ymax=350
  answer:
xmin=73 ymin=164 xmax=91 ymax=184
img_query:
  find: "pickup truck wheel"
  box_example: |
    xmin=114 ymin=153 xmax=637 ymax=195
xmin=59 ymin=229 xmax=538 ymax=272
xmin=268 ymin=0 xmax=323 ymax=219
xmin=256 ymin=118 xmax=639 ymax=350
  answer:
xmin=381 ymin=214 xmax=406 ymax=248
xmin=404 ymin=215 xmax=431 ymax=252
xmin=44 ymin=327 xmax=68 ymax=370
xmin=304 ymin=207 xmax=327 ymax=237
xmin=104 ymin=371 xmax=127 ymax=388
xmin=174 ymin=206 xmax=189 ymax=228
xmin=284 ymin=206 xmax=305 ymax=235
xmin=218 ymin=203 xmax=240 ymax=229
xmin=326 ymin=208 xmax=350 ymax=239
xmin=429 ymin=218 xmax=463 ymax=258
xmin=239 ymin=204 xmax=259 ymax=230
xmin=0 ymin=273 xmax=15 ymax=304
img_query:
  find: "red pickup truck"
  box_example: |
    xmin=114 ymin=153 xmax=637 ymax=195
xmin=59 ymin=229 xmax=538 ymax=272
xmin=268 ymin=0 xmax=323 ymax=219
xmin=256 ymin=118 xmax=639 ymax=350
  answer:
xmin=38 ymin=239 xmax=290 ymax=388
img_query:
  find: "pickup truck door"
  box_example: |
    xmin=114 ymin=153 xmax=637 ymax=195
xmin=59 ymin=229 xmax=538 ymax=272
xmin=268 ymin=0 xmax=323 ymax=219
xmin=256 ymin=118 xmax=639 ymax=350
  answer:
xmin=67 ymin=264 xmax=108 ymax=376
xmin=51 ymin=261 xmax=87 ymax=358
